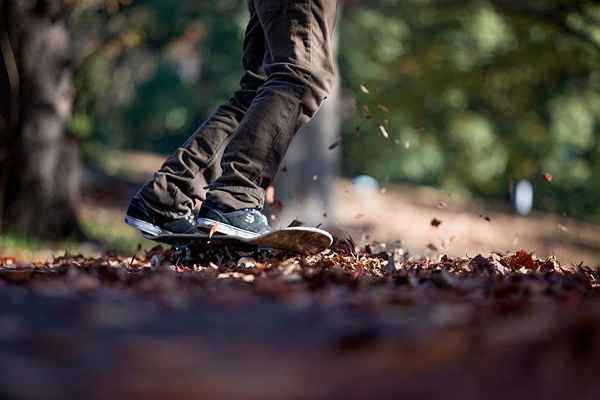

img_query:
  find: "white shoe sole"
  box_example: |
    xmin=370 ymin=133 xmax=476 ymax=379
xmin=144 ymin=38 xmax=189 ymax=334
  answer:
xmin=196 ymin=217 xmax=262 ymax=240
xmin=124 ymin=215 xmax=171 ymax=237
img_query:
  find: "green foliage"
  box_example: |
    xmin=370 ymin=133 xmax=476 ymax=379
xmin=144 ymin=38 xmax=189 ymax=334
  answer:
xmin=69 ymin=0 xmax=600 ymax=218
xmin=71 ymin=0 xmax=246 ymax=154
xmin=339 ymin=0 xmax=600 ymax=218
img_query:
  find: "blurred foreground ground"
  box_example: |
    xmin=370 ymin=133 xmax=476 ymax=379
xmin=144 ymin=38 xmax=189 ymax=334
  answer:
xmin=1 ymin=151 xmax=598 ymax=266
xmin=0 ymin=243 xmax=598 ymax=399
xmin=1 ymin=152 xmax=600 ymax=399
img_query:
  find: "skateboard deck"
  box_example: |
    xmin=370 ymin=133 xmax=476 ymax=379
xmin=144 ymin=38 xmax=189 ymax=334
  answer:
xmin=144 ymin=226 xmax=333 ymax=254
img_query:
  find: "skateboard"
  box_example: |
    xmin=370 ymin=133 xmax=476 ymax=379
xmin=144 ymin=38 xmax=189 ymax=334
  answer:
xmin=143 ymin=226 xmax=333 ymax=255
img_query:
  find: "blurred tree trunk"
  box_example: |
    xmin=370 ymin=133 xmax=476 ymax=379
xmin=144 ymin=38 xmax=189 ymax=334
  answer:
xmin=272 ymin=84 xmax=341 ymax=228
xmin=272 ymin=27 xmax=341 ymax=227
xmin=0 ymin=0 xmax=81 ymax=238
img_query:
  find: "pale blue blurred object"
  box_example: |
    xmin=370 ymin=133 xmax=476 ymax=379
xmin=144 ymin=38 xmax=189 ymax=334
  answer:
xmin=352 ymin=175 xmax=380 ymax=193
xmin=514 ymin=179 xmax=534 ymax=216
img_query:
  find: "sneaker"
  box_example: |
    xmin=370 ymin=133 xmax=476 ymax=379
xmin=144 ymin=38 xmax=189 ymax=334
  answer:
xmin=124 ymin=197 xmax=197 ymax=236
xmin=196 ymin=203 xmax=271 ymax=239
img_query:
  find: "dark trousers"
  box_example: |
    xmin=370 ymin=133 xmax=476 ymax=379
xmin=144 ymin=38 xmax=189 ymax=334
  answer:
xmin=135 ymin=0 xmax=339 ymax=217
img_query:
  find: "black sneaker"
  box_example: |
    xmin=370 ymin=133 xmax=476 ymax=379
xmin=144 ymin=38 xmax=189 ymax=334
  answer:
xmin=196 ymin=203 xmax=271 ymax=239
xmin=124 ymin=197 xmax=197 ymax=236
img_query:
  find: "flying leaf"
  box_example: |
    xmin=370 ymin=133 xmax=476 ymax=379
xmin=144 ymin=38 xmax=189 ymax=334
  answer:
xmin=377 ymin=104 xmax=391 ymax=113
xmin=328 ymin=139 xmax=342 ymax=150
xmin=209 ymin=223 xmax=219 ymax=238
xmin=266 ymin=186 xmax=275 ymax=204
xmin=430 ymin=218 xmax=442 ymax=227
xmin=379 ymin=125 xmax=389 ymax=139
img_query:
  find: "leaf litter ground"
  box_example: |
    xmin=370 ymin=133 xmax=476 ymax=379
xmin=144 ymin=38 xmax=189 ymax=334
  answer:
xmin=1 ymin=239 xmax=600 ymax=399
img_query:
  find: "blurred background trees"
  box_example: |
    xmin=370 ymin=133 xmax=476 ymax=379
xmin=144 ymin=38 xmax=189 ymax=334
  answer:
xmin=1 ymin=0 xmax=599 ymax=241
xmin=340 ymin=0 xmax=600 ymax=218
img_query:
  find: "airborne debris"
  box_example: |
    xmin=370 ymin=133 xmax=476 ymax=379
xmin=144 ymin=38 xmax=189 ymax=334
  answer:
xmin=209 ymin=223 xmax=219 ymax=238
xmin=379 ymin=125 xmax=389 ymax=139
xmin=377 ymin=104 xmax=391 ymax=113
xmin=431 ymin=218 xmax=443 ymax=227
xmin=328 ymin=138 xmax=342 ymax=150
xmin=266 ymin=186 xmax=275 ymax=204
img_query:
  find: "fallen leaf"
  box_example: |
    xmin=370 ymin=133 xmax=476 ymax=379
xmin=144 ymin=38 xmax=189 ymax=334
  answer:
xmin=509 ymin=250 xmax=536 ymax=270
xmin=558 ymin=224 xmax=568 ymax=232
xmin=427 ymin=243 xmax=438 ymax=252
xmin=237 ymin=257 xmax=257 ymax=270
xmin=379 ymin=125 xmax=389 ymax=139
xmin=377 ymin=104 xmax=391 ymax=113
xmin=328 ymin=139 xmax=342 ymax=150
xmin=431 ymin=218 xmax=442 ymax=227
xmin=209 ymin=223 xmax=219 ymax=238
xmin=362 ymin=105 xmax=372 ymax=119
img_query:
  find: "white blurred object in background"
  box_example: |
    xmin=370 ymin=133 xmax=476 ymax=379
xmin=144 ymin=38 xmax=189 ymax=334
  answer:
xmin=514 ymin=179 xmax=534 ymax=216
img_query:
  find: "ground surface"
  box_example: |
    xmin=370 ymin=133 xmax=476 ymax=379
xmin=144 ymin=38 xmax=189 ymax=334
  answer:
xmin=1 ymin=241 xmax=599 ymax=399
xmin=3 ymin=150 xmax=599 ymax=265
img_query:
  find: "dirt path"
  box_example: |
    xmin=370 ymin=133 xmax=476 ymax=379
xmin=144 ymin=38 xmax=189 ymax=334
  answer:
xmin=335 ymin=181 xmax=600 ymax=265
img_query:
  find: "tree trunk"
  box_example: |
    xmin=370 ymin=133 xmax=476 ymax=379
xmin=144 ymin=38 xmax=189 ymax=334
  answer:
xmin=0 ymin=0 xmax=81 ymax=239
xmin=272 ymin=76 xmax=341 ymax=228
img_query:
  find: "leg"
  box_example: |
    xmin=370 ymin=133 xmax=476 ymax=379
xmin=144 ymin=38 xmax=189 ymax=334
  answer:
xmin=133 ymin=2 xmax=266 ymax=219
xmin=205 ymin=0 xmax=339 ymax=211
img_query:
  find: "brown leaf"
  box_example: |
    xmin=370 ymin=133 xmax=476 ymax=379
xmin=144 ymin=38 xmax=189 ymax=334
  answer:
xmin=427 ymin=243 xmax=438 ymax=252
xmin=328 ymin=139 xmax=342 ymax=150
xmin=430 ymin=218 xmax=442 ymax=227
xmin=558 ymin=224 xmax=568 ymax=233
xmin=265 ymin=186 xmax=275 ymax=205
xmin=509 ymin=250 xmax=536 ymax=270
xmin=377 ymin=104 xmax=391 ymax=113
xmin=362 ymin=105 xmax=372 ymax=119
xmin=209 ymin=223 xmax=219 ymax=238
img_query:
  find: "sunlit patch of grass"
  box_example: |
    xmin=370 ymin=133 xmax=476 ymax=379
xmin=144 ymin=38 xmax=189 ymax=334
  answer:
xmin=79 ymin=203 xmax=156 ymax=255
xmin=0 ymin=204 xmax=157 ymax=262
xmin=0 ymin=232 xmax=86 ymax=262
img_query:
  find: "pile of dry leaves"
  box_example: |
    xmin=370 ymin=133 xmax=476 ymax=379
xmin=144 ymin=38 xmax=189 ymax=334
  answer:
xmin=0 ymin=241 xmax=599 ymax=400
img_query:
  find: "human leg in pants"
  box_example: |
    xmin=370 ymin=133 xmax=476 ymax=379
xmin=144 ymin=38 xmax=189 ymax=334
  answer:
xmin=125 ymin=2 xmax=268 ymax=234
xmin=203 ymin=0 xmax=338 ymax=214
